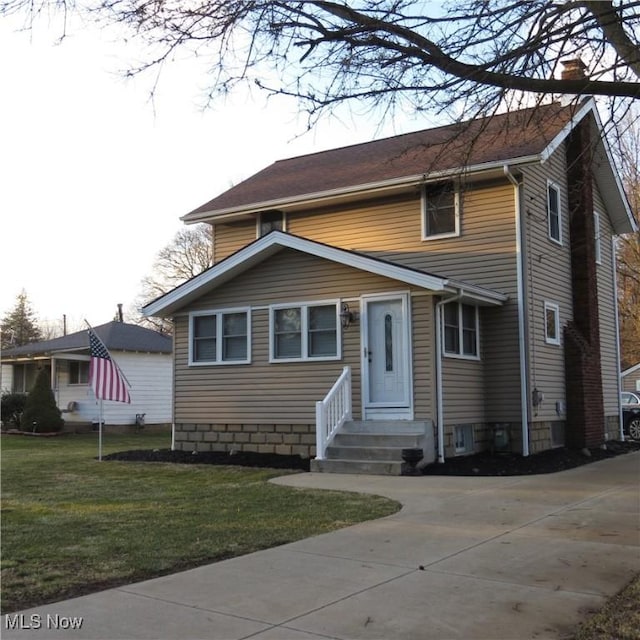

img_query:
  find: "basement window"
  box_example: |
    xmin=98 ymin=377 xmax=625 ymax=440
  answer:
xmin=454 ymin=424 xmax=474 ymax=454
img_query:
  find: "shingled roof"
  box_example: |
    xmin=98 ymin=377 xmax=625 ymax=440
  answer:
xmin=1 ymin=322 xmax=172 ymax=359
xmin=184 ymin=101 xmax=584 ymax=221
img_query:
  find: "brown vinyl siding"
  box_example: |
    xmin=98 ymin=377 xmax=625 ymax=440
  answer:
xmin=594 ymin=186 xmax=621 ymax=416
xmin=214 ymin=219 xmax=256 ymax=262
xmin=442 ymin=354 xmax=485 ymax=424
xmin=521 ymin=148 xmax=574 ymax=423
xmin=174 ymin=249 xmax=434 ymax=425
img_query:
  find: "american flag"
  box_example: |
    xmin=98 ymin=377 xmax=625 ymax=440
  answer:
xmin=88 ymin=329 xmax=131 ymax=404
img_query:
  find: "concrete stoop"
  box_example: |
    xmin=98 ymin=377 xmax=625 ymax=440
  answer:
xmin=311 ymin=421 xmax=431 ymax=475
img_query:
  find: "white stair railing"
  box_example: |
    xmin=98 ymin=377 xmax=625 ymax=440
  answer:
xmin=315 ymin=366 xmax=352 ymax=460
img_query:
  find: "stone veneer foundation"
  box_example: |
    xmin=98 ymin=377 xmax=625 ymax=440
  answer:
xmin=174 ymin=423 xmax=317 ymax=458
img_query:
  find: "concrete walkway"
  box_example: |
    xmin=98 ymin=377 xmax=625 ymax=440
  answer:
xmin=3 ymin=453 xmax=639 ymax=640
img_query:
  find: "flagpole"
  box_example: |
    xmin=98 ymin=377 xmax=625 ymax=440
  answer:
xmin=99 ymin=399 xmax=103 ymax=462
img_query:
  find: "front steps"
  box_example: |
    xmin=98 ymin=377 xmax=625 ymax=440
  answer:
xmin=311 ymin=420 xmax=434 ymax=475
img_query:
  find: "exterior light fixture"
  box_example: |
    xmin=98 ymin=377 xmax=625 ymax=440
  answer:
xmin=340 ymin=303 xmax=354 ymax=329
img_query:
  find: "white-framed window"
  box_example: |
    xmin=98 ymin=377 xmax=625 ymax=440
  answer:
xmin=442 ymin=301 xmax=479 ymax=359
xmin=269 ymin=301 xmax=340 ymax=362
xmin=594 ymin=211 xmax=602 ymax=265
xmin=422 ymin=183 xmax=460 ymax=240
xmin=69 ymin=361 xmax=90 ymax=385
xmin=189 ymin=308 xmax=251 ymax=365
xmin=257 ymin=210 xmax=285 ymax=237
xmin=544 ymin=302 xmax=560 ymax=346
xmin=547 ymin=181 xmax=562 ymax=245
xmin=11 ymin=363 xmax=39 ymax=393
xmin=454 ymin=424 xmax=474 ymax=454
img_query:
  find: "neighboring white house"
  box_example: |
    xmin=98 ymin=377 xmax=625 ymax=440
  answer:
xmin=622 ymin=363 xmax=640 ymax=395
xmin=1 ymin=321 xmax=172 ymax=427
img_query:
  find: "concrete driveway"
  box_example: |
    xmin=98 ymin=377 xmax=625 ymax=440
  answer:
xmin=3 ymin=452 xmax=639 ymax=640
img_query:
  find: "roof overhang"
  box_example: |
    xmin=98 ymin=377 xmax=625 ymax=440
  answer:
xmin=542 ymin=99 xmax=637 ymax=235
xmin=143 ymin=231 xmax=508 ymax=317
xmin=1 ymin=349 xmax=88 ymax=364
xmin=184 ymin=100 xmax=636 ymax=236
xmin=181 ymin=158 xmax=539 ymax=225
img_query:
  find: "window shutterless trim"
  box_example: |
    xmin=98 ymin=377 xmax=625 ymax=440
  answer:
xmin=544 ymin=301 xmax=561 ymax=346
xmin=269 ymin=300 xmax=341 ymax=363
xmin=547 ymin=180 xmax=562 ymax=245
xmin=442 ymin=302 xmax=480 ymax=360
xmin=188 ymin=307 xmax=251 ymax=366
xmin=421 ymin=185 xmax=461 ymax=241
xmin=594 ymin=211 xmax=602 ymax=265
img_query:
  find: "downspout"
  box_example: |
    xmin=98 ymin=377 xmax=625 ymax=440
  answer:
xmin=504 ymin=166 xmax=530 ymax=456
xmin=435 ymin=290 xmax=464 ymax=463
xmin=170 ymin=320 xmax=176 ymax=451
xmin=612 ymin=237 xmax=624 ymax=441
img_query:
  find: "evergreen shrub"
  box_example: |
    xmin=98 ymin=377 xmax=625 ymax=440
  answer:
xmin=22 ymin=369 xmax=64 ymax=433
xmin=1 ymin=392 xmax=28 ymax=429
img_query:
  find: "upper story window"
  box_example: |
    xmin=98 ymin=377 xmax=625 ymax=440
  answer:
xmin=270 ymin=302 xmax=340 ymax=362
xmin=189 ymin=308 xmax=251 ymax=365
xmin=443 ymin=301 xmax=479 ymax=359
xmin=594 ymin=211 xmax=602 ymax=265
xmin=547 ymin=181 xmax=562 ymax=245
xmin=69 ymin=361 xmax=90 ymax=385
xmin=544 ymin=302 xmax=560 ymax=346
xmin=258 ymin=210 xmax=285 ymax=237
xmin=422 ymin=183 xmax=460 ymax=240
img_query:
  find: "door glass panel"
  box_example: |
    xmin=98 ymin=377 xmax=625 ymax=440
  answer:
xmin=385 ymin=313 xmax=393 ymax=371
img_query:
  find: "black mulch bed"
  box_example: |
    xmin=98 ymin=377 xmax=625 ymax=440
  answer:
xmin=421 ymin=439 xmax=640 ymax=476
xmin=103 ymin=440 xmax=640 ymax=476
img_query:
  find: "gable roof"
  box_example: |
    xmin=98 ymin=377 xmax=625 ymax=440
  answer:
xmin=142 ymin=231 xmax=508 ymax=317
xmin=183 ymin=100 xmax=635 ymax=234
xmin=1 ymin=322 xmax=172 ymax=360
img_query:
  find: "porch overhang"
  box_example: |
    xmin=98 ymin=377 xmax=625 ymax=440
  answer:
xmin=143 ymin=231 xmax=508 ymax=318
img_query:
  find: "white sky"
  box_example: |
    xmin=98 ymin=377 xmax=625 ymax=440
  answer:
xmin=0 ymin=13 xmax=429 ymax=334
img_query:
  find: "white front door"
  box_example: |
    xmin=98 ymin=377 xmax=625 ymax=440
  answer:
xmin=363 ymin=295 xmax=412 ymax=417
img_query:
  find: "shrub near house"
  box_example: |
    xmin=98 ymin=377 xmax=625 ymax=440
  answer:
xmin=21 ymin=369 xmax=64 ymax=433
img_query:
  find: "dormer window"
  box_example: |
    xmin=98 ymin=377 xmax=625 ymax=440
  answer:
xmin=258 ymin=210 xmax=285 ymax=237
xmin=422 ymin=183 xmax=460 ymax=240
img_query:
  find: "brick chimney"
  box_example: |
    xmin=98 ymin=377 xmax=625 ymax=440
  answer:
xmin=563 ymin=87 xmax=605 ymax=449
xmin=561 ymin=58 xmax=587 ymax=81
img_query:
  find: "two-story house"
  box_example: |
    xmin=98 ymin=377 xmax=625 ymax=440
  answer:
xmin=143 ymin=99 xmax=636 ymax=474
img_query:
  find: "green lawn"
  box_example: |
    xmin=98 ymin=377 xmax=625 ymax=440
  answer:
xmin=1 ymin=432 xmax=400 ymax=613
